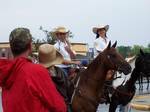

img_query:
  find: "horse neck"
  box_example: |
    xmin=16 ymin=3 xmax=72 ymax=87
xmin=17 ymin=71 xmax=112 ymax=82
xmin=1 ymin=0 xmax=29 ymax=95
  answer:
xmin=84 ymin=55 xmax=108 ymax=90
xmin=126 ymin=68 xmax=139 ymax=89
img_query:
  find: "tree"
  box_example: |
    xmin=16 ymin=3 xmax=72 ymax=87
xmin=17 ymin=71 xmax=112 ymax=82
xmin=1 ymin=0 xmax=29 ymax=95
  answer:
xmin=32 ymin=26 xmax=74 ymax=52
xmin=39 ymin=26 xmax=74 ymax=45
xmin=143 ymin=43 xmax=150 ymax=53
xmin=32 ymin=37 xmax=43 ymax=52
xmin=117 ymin=46 xmax=132 ymax=58
xmin=148 ymin=43 xmax=150 ymax=48
xmin=117 ymin=44 xmax=150 ymax=57
xmin=39 ymin=26 xmax=56 ymax=44
xmin=131 ymin=45 xmax=144 ymax=55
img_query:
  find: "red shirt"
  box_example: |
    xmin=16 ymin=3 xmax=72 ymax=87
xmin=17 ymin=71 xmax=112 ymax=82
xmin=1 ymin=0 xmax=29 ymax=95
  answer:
xmin=0 ymin=57 xmax=67 ymax=112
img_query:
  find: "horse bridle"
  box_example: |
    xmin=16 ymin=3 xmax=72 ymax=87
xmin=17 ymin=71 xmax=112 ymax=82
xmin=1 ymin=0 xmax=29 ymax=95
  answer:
xmin=106 ymin=54 xmax=121 ymax=71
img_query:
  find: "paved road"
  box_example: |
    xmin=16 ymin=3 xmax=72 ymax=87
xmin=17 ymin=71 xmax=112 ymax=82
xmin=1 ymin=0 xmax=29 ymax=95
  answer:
xmin=97 ymin=103 xmax=149 ymax=112
xmin=97 ymin=83 xmax=150 ymax=112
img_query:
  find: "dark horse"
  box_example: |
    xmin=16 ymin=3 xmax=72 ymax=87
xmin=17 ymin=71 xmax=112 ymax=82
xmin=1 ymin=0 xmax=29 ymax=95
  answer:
xmin=138 ymin=71 xmax=150 ymax=91
xmin=109 ymin=49 xmax=150 ymax=112
xmin=71 ymin=41 xmax=131 ymax=112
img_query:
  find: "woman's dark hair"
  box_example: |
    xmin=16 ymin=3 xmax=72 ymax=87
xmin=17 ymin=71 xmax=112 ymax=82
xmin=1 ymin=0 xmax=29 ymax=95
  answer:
xmin=96 ymin=33 xmax=99 ymax=39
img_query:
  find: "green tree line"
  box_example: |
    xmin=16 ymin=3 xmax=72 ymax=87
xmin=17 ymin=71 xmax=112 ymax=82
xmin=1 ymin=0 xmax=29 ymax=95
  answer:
xmin=117 ymin=43 xmax=150 ymax=58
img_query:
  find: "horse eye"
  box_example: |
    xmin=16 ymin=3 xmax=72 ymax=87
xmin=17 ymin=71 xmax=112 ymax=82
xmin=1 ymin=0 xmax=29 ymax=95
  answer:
xmin=109 ymin=54 xmax=116 ymax=58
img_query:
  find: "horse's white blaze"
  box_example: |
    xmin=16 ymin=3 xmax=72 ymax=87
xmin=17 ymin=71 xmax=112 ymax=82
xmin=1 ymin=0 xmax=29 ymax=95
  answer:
xmin=113 ymin=56 xmax=136 ymax=88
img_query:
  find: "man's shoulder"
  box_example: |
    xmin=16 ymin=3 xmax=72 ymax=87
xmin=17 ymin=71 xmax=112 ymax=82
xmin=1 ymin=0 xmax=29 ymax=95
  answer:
xmin=24 ymin=62 xmax=47 ymax=73
xmin=23 ymin=63 xmax=50 ymax=81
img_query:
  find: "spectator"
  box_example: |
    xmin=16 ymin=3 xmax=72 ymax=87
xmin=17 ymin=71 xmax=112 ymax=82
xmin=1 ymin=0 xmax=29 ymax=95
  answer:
xmin=0 ymin=28 xmax=66 ymax=112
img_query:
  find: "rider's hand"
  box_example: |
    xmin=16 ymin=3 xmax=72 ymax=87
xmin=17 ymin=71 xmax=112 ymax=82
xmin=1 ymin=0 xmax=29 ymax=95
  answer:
xmin=65 ymin=46 xmax=76 ymax=59
xmin=74 ymin=61 xmax=81 ymax=65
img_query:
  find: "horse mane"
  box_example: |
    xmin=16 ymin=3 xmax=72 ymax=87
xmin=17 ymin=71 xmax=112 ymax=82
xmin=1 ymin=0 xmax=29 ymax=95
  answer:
xmin=135 ymin=53 xmax=149 ymax=68
xmin=136 ymin=52 xmax=150 ymax=62
xmin=77 ymin=52 xmax=106 ymax=85
xmin=87 ymin=53 xmax=104 ymax=72
xmin=126 ymin=55 xmax=136 ymax=63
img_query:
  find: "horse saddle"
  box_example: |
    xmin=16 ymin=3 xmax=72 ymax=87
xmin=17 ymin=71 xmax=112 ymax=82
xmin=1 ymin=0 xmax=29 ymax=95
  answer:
xmin=50 ymin=66 xmax=74 ymax=104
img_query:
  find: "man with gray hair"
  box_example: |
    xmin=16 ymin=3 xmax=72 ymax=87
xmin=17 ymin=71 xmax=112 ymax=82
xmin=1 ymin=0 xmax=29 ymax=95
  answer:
xmin=0 ymin=28 xmax=66 ymax=112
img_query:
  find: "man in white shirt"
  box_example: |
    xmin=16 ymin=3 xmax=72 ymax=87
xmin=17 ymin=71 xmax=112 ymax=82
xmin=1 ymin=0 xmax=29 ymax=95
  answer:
xmin=53 ymin=26 xmax=80 ymax=76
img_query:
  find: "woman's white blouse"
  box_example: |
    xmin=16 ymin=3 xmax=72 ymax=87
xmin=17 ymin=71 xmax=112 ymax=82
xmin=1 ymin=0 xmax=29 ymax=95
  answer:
xmin=94 ymin=37 xmax=110 ymax=58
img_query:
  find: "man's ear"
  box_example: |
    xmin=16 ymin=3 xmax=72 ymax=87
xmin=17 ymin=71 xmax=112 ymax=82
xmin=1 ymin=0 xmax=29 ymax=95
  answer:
xmin=28 ymin=41 xmax=32 ymax=53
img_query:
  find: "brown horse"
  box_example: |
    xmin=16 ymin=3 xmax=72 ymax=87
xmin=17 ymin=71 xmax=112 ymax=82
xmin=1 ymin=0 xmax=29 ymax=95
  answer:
xmin=71 ymin=41 xmax=131 ymax=112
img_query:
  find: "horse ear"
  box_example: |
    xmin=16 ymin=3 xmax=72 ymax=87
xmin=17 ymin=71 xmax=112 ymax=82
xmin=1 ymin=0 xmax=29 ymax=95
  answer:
xmin=106 ymin=41 xmax=111 ymax=49
xmin=140 ymin=49 xmax=145 ymax=56
xmin=112 ymin=41 xmax=117 ymax=48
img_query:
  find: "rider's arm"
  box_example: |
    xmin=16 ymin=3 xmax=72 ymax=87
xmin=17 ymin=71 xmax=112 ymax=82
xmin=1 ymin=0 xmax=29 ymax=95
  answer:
xmin=64 ymin=46 xmax=76 ymax=59
xmin=62 ymin=59 xmax=80 ymax=65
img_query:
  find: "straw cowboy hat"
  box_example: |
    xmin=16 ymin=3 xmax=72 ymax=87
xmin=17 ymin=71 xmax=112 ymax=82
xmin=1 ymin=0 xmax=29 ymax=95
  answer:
xmin=53 ymin=26 xmax=69 ymax=34
xmin=39 ymin=44 xmax=64 ymax=68
xmin=92 ymin=25 xmax=109 ymax=34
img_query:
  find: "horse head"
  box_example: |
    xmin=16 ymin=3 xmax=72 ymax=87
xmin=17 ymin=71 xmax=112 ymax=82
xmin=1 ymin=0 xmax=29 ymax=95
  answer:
xmin=101 ymin=41 xmax=131 ymax=75
xmin=135 ymin=49 xmax=150 ymax=75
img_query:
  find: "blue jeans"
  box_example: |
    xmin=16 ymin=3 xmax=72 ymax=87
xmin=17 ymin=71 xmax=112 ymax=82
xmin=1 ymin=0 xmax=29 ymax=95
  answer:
xmin=62 ymin=67 xmax=70 ymax=77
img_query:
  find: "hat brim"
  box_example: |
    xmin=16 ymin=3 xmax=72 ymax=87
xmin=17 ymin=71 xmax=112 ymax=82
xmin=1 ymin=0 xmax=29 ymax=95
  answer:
xmin=55 ymin=31 xmax=69 ymax=34
xmin=40 ymin=51 xmax=64 ymax=68
xmin=93 ymin=25 xmax=109 ymax=34
xmin=51 ymin=31 xmax=69 ymax=38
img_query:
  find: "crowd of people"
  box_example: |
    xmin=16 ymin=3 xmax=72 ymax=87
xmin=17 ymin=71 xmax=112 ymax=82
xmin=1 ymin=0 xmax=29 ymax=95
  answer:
xmin=0 ymin=25 xmax=126 ymax=112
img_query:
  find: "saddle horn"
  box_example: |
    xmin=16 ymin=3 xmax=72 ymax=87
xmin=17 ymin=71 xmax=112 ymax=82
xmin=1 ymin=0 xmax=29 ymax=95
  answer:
xmin=112 ymin=41 xmax=117 ymax=48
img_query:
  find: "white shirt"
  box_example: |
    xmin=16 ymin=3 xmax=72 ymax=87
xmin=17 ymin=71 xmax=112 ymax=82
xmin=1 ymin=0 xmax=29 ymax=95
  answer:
xmin=93 ymin=37 xmax=110 ymax=58
xmin=54 ymin=40 xmax=71 ymax=68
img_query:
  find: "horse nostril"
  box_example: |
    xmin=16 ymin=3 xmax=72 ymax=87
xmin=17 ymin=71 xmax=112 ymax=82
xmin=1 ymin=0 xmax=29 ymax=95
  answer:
xmin=118 ymin=64 xmax=131 ymax=75
xmin=128 ymin=65 xmax=132 ymax=72
xmin=125 ymin=65 xmax=132 ymax=74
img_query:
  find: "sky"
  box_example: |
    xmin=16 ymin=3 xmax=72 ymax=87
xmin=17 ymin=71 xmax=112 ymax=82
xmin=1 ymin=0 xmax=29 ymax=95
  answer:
xmin=0 ymin=0 xmax=150 ymax=47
